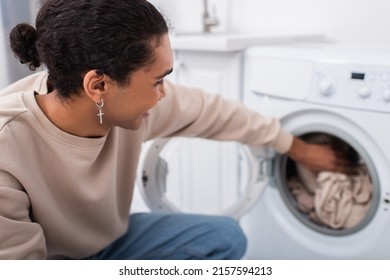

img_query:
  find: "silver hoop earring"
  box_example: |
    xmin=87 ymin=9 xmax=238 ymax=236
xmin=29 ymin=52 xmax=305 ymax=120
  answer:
xmin=96 ymin=98 xmax=104 ymax=125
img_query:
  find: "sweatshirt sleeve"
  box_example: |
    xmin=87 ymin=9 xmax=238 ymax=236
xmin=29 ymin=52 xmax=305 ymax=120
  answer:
xmin=0 ymin=171 xmax=47 ymax=259
xmin=144 ymin=81 xmax=293 ymax=154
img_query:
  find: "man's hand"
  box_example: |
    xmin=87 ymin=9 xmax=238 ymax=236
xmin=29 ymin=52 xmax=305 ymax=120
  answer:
xmin=287 ymin=137 xmax=356 ymax=174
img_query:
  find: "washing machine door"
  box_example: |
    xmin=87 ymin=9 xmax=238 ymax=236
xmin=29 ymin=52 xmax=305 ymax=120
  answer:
xmin=136 ymin=137 xmax=273 ymax=220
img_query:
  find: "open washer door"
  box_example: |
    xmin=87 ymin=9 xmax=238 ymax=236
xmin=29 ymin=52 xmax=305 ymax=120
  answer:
xmin=136 ymin=137 xmax=272 ymax=220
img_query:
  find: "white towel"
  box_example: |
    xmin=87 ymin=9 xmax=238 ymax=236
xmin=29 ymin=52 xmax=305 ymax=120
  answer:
xmin=290 ymin=165 xmax=372 ymax=229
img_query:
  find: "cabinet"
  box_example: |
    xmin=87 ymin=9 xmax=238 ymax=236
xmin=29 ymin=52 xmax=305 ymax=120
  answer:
xmin=159 ymin=37 xmax=249 ymax=215
xmin=171 ymin=50 xmax=243 ymax=100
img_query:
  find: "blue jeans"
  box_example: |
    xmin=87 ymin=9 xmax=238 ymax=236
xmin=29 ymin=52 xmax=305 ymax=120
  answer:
xmin=86 ymin=213 xmax=247 ymax=260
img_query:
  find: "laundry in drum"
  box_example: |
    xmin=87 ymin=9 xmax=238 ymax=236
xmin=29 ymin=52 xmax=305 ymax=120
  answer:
xmin=287 ymin=133 xmax=372 ymax=230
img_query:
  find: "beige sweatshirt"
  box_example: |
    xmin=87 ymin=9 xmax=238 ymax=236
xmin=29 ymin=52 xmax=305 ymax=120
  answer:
xmin=0 ymin=71 xmax=293 ymax=259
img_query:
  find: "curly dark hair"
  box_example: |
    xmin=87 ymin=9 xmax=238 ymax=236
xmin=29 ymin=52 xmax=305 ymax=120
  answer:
xmin=9 ymin=0 xmax=169 ymax=98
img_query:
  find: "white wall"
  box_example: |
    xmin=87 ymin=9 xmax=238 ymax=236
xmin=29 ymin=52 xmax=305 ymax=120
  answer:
xmin=230 ymin=0 xmax=390 ymax=47
xmin=150 ymin=0 xmax=390 ymax=48
xmin=0 ymin=0 xmax=39 ymax=88
xmin=149 ymin=0 xmax=233 ymax=34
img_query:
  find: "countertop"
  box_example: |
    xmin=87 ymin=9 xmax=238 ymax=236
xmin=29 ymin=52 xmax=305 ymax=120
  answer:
xmin=169 ymin=32 xmax=326 ymax=52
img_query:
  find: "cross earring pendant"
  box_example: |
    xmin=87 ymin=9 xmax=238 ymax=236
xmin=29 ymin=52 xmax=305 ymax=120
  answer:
xmin=96 ymin=98 xmax=105 ymax=125
xmin=97 ymin=110 xmax=104 ymax=125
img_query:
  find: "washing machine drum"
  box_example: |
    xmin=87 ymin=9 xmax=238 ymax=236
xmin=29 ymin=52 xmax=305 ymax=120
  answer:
xmin=274 ymin=131 xmax=378 ymax=236
xmin=136 ymin=137 xmax=271 ymax=220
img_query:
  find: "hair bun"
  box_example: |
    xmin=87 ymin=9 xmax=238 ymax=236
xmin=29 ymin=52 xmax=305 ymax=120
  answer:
xmin=9 ymin=23 xmax=41 ymax=70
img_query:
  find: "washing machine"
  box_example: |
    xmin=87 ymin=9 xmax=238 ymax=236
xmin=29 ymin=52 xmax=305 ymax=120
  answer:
xmin=240 ymin=44 xmax=390 ymax=259
xmin=136 ymin=44 xmax=390 ymax=259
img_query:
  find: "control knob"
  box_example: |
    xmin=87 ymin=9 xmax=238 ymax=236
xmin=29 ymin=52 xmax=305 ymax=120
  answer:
xmin=358 ymin=86 xmax=371 ymax=99
xmin=382 ymin=89 xmax=390 ymax=102
xmin=318 ymin=78 xmax=335 ymax=96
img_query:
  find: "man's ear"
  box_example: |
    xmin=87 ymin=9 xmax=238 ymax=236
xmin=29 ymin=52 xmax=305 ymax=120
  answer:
xmin=83 ymin=70 xmax=108 ymax=103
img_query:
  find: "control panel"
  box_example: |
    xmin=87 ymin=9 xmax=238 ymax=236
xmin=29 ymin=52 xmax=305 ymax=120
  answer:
xmin=310 ymin=61 xmax=390 ymax=113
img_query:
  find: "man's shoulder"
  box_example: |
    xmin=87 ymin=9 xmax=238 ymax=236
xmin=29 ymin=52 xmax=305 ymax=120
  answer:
xmin=0 ymin=71 xmax=48 ymax=97
xmin=0 ymin=91 xmax=27 ymax=132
